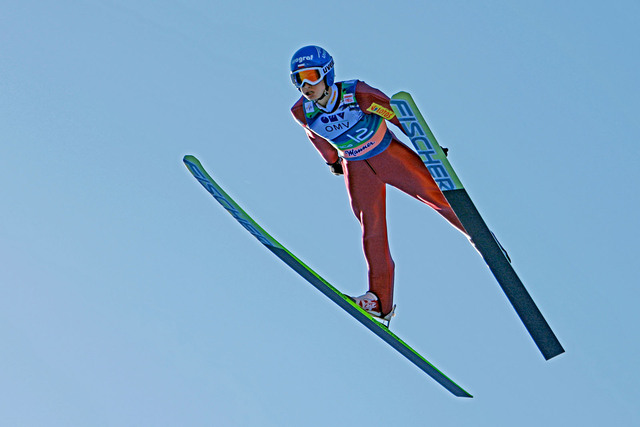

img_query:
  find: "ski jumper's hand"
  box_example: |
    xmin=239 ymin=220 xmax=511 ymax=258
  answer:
xmin=327 ymin=159 xmax=344 ymax=175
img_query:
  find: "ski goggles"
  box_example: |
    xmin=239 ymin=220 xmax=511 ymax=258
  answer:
xmin=290 ymin=60 xmax=334 ymax=88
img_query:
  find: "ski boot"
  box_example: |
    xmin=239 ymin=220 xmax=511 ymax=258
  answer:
xmin=350 ymin=292 xmax=396 ymax=328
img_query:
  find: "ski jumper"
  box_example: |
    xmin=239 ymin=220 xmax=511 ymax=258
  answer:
xmin=291 ymin=80 xmax=467 ymax=315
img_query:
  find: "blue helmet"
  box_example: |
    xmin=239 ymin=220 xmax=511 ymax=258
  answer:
xmin=290 ymin=45 xmax=335 ymax=88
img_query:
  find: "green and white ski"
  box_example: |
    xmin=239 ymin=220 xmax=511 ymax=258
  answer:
xmin=390 ymin=92 xmax=564 ymax=360
xmin=183 ymin=155 xmax=472 ymax=398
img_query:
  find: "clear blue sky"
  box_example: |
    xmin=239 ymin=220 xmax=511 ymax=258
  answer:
xmin=2 ymin=0 xmax=639 ymax=425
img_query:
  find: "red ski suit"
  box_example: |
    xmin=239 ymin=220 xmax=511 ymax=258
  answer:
xmin=291 ymin=81 xmax=466 ymax=315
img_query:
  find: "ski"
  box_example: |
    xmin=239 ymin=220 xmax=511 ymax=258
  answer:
xmin=183 ymin=155 xmax=472 ymax=398
xmin=390 ymin=92 xmax=564 ymax=361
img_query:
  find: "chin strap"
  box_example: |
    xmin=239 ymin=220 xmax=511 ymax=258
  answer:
xmin=316 ymin=87 xmax=330 ymax=103
xmin=315 ymin=83 xmax=339 ymax=111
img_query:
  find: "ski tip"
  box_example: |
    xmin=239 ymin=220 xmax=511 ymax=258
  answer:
xmin=183 ymin=155 xmax=202 ymax=169
xmin=448 ymin=386 xmax=472 ymax=398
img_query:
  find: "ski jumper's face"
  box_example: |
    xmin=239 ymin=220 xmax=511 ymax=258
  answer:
xmin=300 ymin=79 xmax=327 ymax=103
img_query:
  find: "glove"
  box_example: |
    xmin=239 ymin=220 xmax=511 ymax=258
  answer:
xmin=327 ymin=159 xmax=343 ymax=176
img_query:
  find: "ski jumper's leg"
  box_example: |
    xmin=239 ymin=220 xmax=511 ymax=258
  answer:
xmin=368 ymin=140 xmax=468 ymax=236
xmin=343 ymin=159 xmax=395 ymax=316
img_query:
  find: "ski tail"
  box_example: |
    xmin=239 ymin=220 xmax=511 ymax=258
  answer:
xmin=390 ymin=93 xmax=564 ymax=361
xmin=390 ymin=92 xmax=464 ymax=192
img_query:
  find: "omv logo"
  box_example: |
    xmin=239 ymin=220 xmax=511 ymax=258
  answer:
xmin=320 ymin=112 xmax=346 ymax=123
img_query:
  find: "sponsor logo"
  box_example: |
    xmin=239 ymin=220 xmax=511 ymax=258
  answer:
xmin=319 ymin=111 xmax=349 ymax=133
xmin=325 ymin=122 xmax=350 ymax=132
xmin=343 ymin=93 xmax=354 ymax=104
xmin=293 ymin=55 xmax=313 ymax=64
xmin=366 ymin=103 xmax=395 ymax=120
xmin=320 ymin=112 xmax=346 ymax=123
xmin=343 ymin=140 xmax=377 ymax=158
xmin=390 ymin=99 xmax=458 ymax=191
xmin=322 ymin=59 xmax=334 ymax=74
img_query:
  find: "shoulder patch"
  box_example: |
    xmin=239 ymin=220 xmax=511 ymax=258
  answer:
xmin=305 ymin=102 xmax=315 ymax=114
xmin=367 ymin=102 xmax=396 ymax=120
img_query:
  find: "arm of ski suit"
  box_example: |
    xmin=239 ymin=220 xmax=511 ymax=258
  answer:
xmin=354 ymin=80 xmax=406 ymax=133
xmin=290 ymin=100 xmax=341 ymax=164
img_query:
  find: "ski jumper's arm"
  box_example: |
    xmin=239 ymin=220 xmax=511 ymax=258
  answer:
xmin=354 ymin=81 xmax=407 ymax=137
xmin=291 ymin=98 xmax=340 ymax=164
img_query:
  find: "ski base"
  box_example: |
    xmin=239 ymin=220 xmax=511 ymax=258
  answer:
xmin=390 ymin=92 xmax=564 ymax=361
xmin=183 ymin=155 xmax=472 ymax=398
